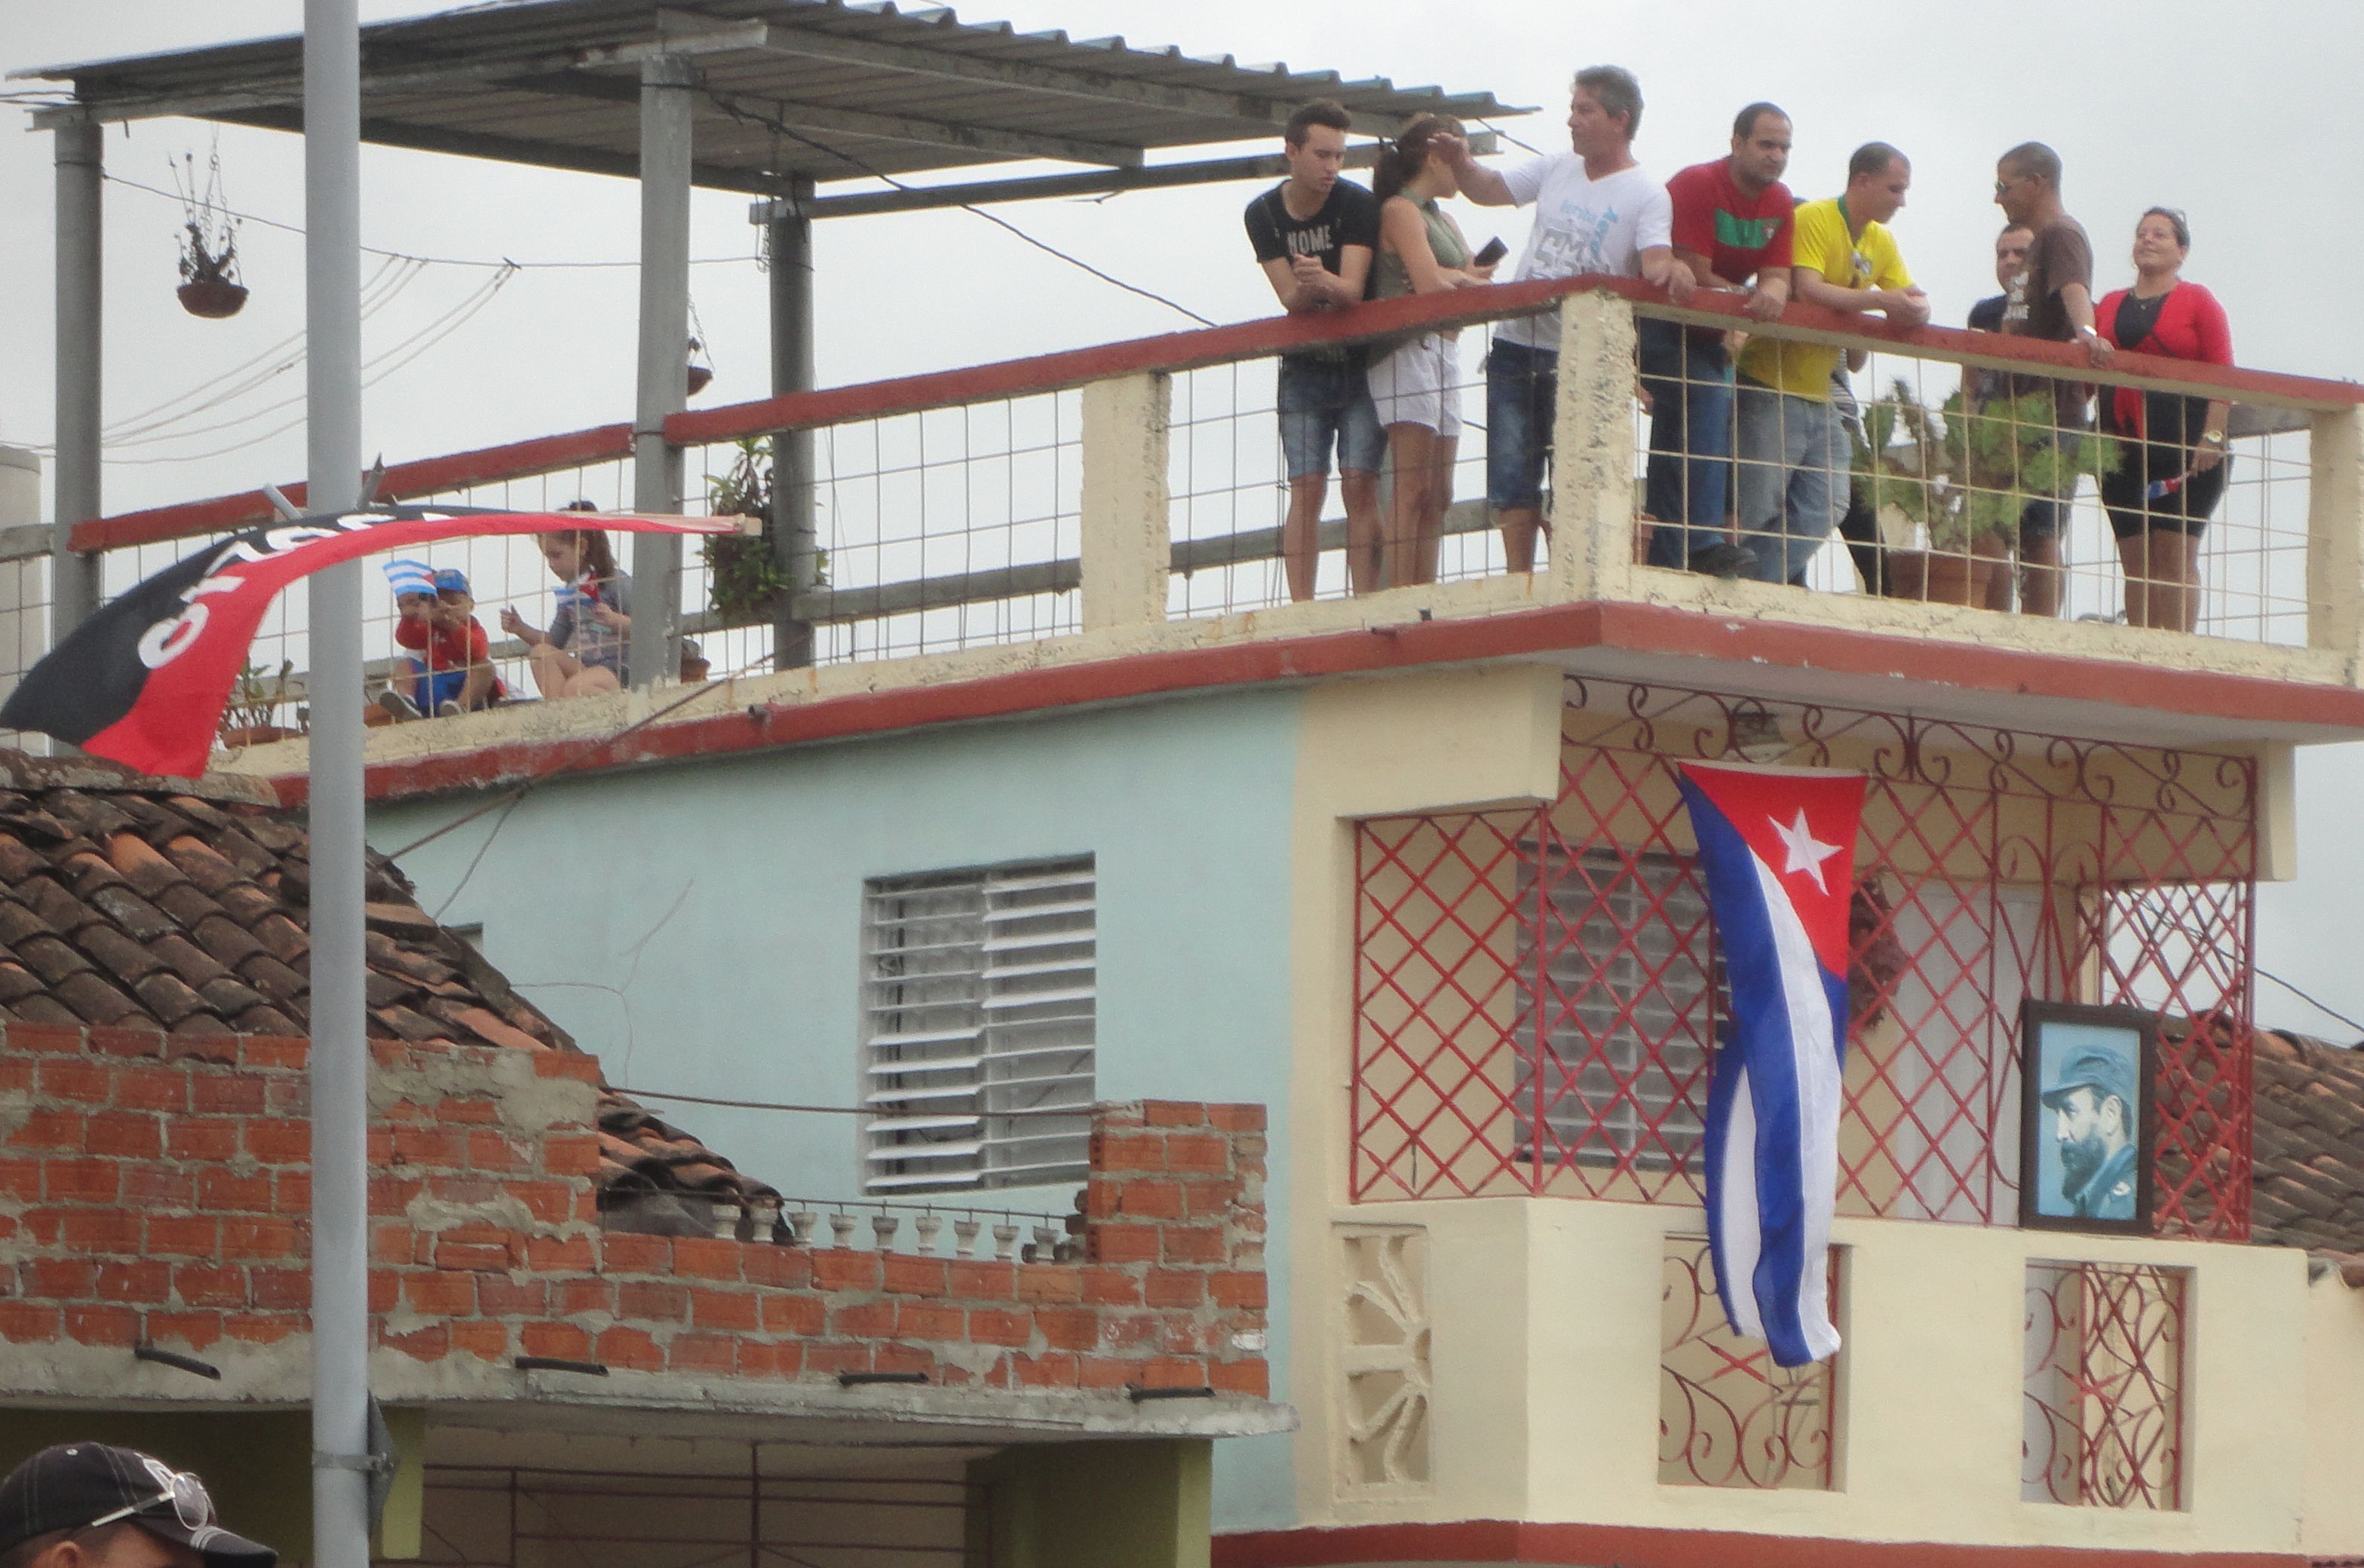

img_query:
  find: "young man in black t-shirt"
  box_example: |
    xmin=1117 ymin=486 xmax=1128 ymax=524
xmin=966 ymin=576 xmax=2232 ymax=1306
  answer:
xmin=1245 ymin=101 xmax=1384 ymax=598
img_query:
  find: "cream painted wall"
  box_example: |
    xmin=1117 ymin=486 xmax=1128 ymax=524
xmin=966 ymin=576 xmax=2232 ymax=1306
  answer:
xmin=2301 ymin=1269 xmax=2364 ymax=1557
xmin=1309 ymin=1199 xmax=2310 ymax=1557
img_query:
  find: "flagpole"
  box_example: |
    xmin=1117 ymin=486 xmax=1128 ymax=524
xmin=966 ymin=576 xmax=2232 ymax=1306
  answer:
xmin=303 ymin=5 xmax=373 ymax=1568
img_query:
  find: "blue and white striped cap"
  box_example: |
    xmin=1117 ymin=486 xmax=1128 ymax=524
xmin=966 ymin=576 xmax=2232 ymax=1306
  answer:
xmin=382 ymin=559 xmax=437 ymax=600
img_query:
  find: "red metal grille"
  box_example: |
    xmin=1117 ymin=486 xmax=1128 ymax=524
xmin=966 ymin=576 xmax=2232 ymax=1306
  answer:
xmin=1351 ymin=678 xmax=2255 ymax=1236
xmin=1659 ymin=1235 xmax=1837 ymax=1490
xmin=2022 ymin=1261 xmax=2188 ymax=1508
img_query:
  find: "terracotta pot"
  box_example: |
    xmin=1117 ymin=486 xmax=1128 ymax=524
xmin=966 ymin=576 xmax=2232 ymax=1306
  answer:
xmin=219 ymin=723 xmax=292 ymax=749
xmin=178 ymin=278 xmax=249 ymax=319
xmin=1916 ymin=551 xmax=1991 ymax=606
xmin=1882 ymin=550 xmax=1927 ymax=602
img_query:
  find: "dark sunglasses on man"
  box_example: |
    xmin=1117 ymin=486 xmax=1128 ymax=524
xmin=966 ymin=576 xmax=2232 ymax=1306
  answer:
xmin=0 ymin=1445 xmax=274 ymax=1568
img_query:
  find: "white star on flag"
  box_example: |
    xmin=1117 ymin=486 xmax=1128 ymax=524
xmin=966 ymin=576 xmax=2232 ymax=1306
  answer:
xmin=1770 ymin=809 xmax=1844 ymax=893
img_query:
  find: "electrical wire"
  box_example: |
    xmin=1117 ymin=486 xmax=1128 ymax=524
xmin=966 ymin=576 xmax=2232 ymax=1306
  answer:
xmin=100 ymin=256 xmax=430 ymax=445
xmin=604 ymin=1085 xmax=1087 ymax=1119
xmin=103 ymin=172 xmax=752 ymax=271
xmin=698 ymin=86 xmax=1218 ymax=329
xmin=103 ymin=265 xmax=518 ymax=464
xmin=2255 ymin=966 xmax=2364 ymax=1040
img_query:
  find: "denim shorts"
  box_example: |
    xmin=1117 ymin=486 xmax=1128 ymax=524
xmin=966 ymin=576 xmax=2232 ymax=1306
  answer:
xmin=1276 ymin=354 xmax=1385 ymax=479
xmin=1486 ymin=339 xmax=1558 ymax=510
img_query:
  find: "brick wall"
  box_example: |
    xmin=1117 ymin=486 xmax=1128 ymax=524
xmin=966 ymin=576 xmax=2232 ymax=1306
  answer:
xmin=0 ymin=1022 xmax=1269 ymax=1397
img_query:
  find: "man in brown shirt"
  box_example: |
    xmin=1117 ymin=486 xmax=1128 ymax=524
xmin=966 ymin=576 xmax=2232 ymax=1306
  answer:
xmin=1989 ymin=141 xmax=2114 ymax=616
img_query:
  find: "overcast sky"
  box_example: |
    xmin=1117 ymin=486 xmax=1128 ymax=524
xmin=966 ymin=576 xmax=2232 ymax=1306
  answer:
xmin=3 ymin=0 xmax=2362 ymax=1036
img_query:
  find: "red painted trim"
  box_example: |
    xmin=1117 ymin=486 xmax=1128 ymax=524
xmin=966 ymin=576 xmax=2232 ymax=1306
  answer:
xmin=282 ymin=600 xmax=2364 ymax=808
xmin=1210 ymin=1520 xmax=2301 ymax=1568
xmin=87 ymin=277 xmax=2361 ymax=556
xmin=667 ymin=274 xmax=2363 ymax=450
xmin=74 ymin=423 xmax=636 ymax=553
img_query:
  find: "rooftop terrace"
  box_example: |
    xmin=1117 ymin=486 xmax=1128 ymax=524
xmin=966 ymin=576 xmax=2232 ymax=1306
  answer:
xmin=9 ymin=276 xmax=2364 ymax=798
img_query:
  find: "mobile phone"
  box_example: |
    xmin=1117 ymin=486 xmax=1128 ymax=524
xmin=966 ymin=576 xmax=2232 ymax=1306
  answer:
xmin=1473 ymin=236 xmax=1509 ymax=268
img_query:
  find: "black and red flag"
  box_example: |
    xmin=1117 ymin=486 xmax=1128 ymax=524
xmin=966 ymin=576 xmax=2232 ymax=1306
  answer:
xmin=0 ymin=504 xmax=736 ymax=779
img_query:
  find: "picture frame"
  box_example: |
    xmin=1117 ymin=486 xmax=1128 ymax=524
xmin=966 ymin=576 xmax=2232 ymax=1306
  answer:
xmin=2017 ymin=1000 xmax=2157 ymax=1236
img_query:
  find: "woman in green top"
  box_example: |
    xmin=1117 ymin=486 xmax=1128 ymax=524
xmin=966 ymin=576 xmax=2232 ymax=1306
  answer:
xmin=1368 ymin=114 xmax=1495 ymax=588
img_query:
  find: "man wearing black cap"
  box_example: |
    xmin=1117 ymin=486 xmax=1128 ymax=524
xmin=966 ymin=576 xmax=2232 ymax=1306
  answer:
xmin=0 ymin=1444 xmax=275 ymax=1568
xmin=2042 ymin=1043 xmax=2139 ymax=1220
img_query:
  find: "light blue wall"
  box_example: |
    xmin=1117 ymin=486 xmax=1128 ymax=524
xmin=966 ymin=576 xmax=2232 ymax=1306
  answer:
xmin=369 ymin=690 xmax=1303 ymax=1530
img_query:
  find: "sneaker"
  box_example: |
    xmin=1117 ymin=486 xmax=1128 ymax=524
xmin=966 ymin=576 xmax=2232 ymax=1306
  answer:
xmin=1688 ymin=542 xmax=1758 ymax=580
xmin=376 ymin=688 xmax=422 ymax=721
xmin=437 ymin=700 xmax=465 ymax=718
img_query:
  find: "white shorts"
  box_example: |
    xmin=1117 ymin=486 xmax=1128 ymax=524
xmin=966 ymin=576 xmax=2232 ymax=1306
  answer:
xmin=1366 ymin=332 xmax=1464 ymax=438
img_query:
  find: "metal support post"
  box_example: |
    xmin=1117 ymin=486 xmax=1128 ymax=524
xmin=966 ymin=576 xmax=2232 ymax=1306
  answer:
xmin=51 ymin=117 xmax=103 ymax=638
xmin=302 ymin=7 xmax=372 ymax=1568
xmin=628 ymin=53 xmax=694 ymax=690
xmin=765 ymin=178 xmax=817 ymax=670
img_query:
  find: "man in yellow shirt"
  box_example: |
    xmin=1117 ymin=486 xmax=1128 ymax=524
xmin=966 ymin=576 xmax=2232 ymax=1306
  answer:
xmin=1733 ymin=142 xmax=1930 ymax=584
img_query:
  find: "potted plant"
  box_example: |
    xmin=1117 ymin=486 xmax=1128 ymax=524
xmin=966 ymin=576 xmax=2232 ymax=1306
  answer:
xmin=219 ymin=660 xmax=299 ymax=749
xmin=701 ymin=436 xmax=825 ymax=625
xmin=1852 ymin=381 xmax=2117 ymax=607
xmin=173 ymin=149 xmax=247 ymax=319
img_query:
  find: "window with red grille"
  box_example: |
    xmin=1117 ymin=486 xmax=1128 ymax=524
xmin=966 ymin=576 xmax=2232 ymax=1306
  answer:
xmin=1351 ymin=679 xmax=2254 ymax=1239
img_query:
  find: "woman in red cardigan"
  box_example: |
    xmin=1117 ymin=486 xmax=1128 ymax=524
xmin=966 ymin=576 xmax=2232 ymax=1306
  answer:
xmin=2096 ymin=207 xmax=2233 ymax=632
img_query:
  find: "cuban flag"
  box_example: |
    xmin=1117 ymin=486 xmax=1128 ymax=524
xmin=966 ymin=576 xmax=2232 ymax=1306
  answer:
xmin=1676 ymin=762 xmax=1866 ymax=1367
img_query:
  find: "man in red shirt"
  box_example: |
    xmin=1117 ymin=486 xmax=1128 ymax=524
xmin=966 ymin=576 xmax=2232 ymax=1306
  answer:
xmin=1642 ymin=103 xmax=1795 ymax=574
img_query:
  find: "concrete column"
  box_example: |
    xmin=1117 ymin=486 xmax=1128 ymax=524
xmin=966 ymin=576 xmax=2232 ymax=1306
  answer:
xmin=766 ymin=177 xmax=818 ymax=670
xmin=2305 ymin=404 xmax=2364 ymax=674
xmin=1078 ymin=372 xmax=1170 ymax=633
xmin=1544 ymin=291 xmax=1640 ymax=607
xmin=51 ymin=117 xmax=103 ymax=636
xmin=627 ymin=54 xmax=694 ymax=689
xmin=0 ymin=447 xmax=50 ymax=717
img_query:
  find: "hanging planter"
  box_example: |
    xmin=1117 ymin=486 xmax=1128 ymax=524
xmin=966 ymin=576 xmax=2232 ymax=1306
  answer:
xmin=685 ymin=335 xmax=714 ymax=397
xmin=178 ymin=272 xmax=250 ymax=319
xmin=172 ymin=145 xmax=248 ymax=319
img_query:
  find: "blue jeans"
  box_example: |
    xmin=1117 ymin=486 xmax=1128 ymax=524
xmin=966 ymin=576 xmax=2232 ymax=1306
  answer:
xmin=1484 ymin=339 xmax=1557 ymax=510
xmin=1277 ymin=355 xmax=1385 ymax=479
xmin=1734 ymin=378 xmax=1845 ymax=585
xmin=1636 ymin=318 xmax=1734 ymax=568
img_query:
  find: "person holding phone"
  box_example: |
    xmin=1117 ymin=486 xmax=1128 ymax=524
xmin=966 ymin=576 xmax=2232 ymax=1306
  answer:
xmin=1366 ymin=113 xmax=1495 ymax=588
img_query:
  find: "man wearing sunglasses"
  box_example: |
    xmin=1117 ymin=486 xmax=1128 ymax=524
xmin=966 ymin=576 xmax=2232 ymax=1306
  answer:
xmin=0 ymin=1445 xmax=275 ymax=1568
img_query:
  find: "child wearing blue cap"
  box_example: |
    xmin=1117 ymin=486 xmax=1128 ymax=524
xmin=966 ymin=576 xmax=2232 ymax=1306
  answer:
xmin=379 ymin=560 xmax=504 ymax=720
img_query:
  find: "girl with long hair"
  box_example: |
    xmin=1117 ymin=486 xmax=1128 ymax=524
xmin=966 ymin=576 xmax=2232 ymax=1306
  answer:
xmin=498 ymin=522 xmax=636 ymax=698
xmin=1366 ymin=114 xmax=1495 ymax=587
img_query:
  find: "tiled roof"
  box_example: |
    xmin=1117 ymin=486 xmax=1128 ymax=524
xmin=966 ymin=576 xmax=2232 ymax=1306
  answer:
xmin=2251 ymin=1025 xmax=2364 ymax=1284
xmin=0 ymin=750 xmax=770 ymax=1211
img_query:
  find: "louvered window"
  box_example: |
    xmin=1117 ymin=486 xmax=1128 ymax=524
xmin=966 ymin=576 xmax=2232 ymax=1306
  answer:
xmin=1516 ymin=845 xmax=1716 ymax=1171
xmin=861 ymin=856 xmax=1096 ymax=1193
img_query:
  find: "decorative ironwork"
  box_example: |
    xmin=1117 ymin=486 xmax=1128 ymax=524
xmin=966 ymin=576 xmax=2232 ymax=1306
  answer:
xmin=1659 ymin=1236 xmax=1836 ymax=1490
xmin=1351 ymin=678 xmax=2255 ymax=1237
xmin=2022 ymin=1260 xmax=2188 ymax=1508
xmin=1338 ymin=1226 xmax=1432 ymax=1493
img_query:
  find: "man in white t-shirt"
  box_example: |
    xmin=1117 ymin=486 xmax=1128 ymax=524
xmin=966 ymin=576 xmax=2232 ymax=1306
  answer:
xmin=1441 ymin=66 xmax=1695 ymax=574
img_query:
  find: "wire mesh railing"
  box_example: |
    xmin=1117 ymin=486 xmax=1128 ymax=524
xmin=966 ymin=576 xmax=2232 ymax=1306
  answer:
xmin=28 ymin=274 xmax=2363 ymax=766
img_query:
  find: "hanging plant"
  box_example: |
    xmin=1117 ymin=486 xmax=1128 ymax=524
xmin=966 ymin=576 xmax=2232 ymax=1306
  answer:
xmin=172 ymin=144 xmax=247 ymax=319
xmin=701 ymin=436 xmax=831 ymax=625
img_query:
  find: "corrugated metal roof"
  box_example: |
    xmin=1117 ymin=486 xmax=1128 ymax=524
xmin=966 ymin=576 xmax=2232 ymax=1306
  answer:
xmin=18 ymin=0 xmax=1527 ymax=194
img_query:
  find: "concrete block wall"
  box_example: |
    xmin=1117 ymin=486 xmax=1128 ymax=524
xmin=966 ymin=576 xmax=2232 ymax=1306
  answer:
xmin=0 ymin=1021 xmax=1268 ymax=1398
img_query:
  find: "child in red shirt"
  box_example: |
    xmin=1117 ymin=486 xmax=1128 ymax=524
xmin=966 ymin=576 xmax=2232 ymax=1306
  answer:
xmin=380 ymin=560 xmax=504 ymax=719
